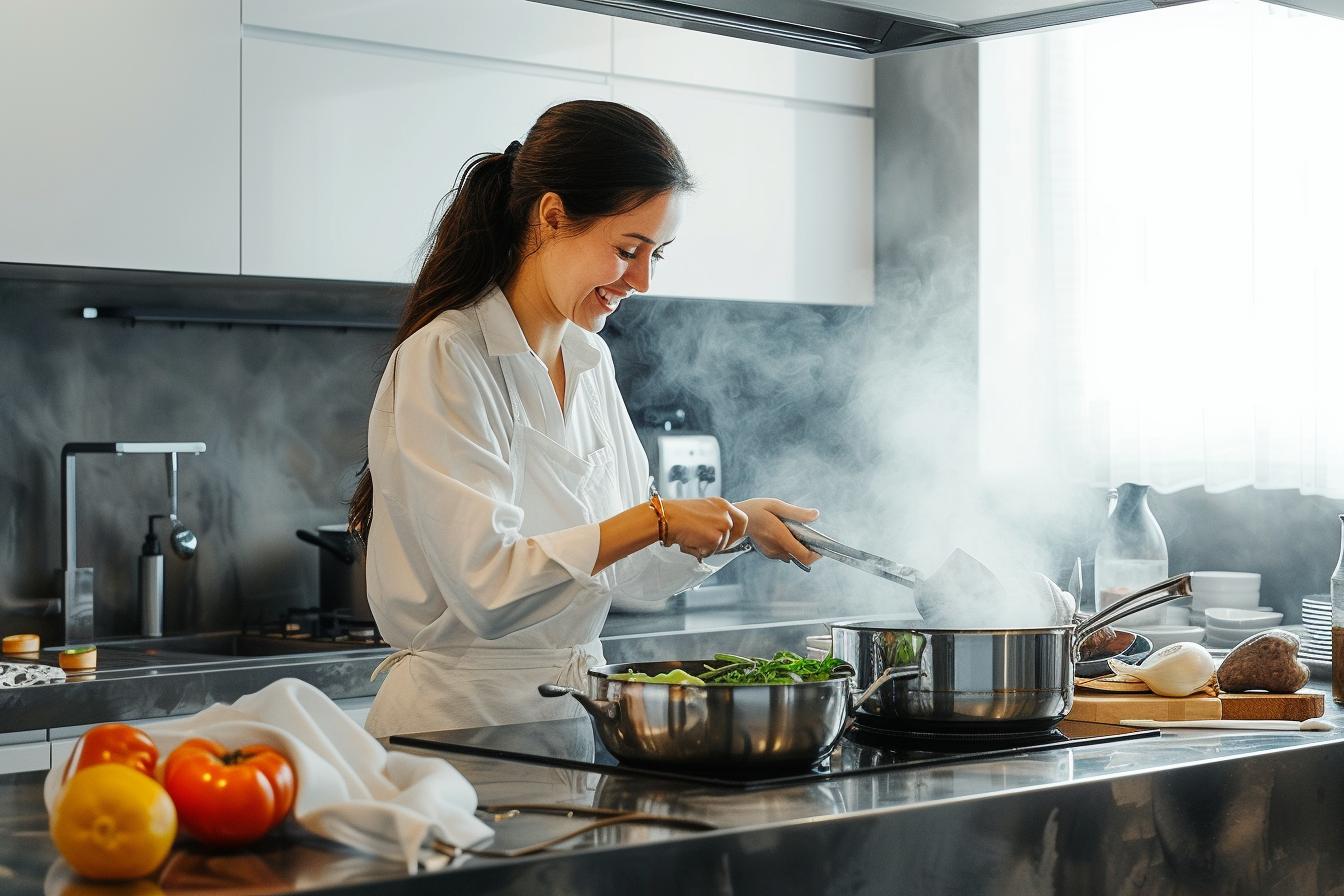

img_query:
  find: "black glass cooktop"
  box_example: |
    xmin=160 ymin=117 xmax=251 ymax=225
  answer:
xmin=393 ymin=717 xmax=1158 ymax=790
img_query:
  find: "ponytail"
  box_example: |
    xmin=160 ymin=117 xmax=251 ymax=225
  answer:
xmin=349 ymin=101 xmax=692 ymax=543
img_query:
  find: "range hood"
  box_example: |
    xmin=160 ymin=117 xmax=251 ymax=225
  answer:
xmin=531 ymin=0 xmax=1344 ymax=57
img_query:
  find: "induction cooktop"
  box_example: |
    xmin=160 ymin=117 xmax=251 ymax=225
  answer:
xmin=393 ymin=717 xmax=1159 ymax=790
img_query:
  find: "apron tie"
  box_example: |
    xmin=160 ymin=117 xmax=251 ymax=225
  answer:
xmin=371 ymin=647 xmax=420 ymax=682
xmin=554 ymin=643 xmax=602 ymax=690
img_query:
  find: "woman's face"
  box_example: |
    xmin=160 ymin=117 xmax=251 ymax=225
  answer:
xmin=538 ymin=190 xmax=684 ymax=333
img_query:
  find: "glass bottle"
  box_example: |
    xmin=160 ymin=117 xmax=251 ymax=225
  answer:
xmin=1094 ymin=483 xmax=1169 ymax=623
xmin=1331 ymin=514 xmax=1344 ymax=704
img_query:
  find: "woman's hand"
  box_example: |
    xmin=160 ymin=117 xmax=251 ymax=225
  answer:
xmin=662 ymin=497 xmax=748 ymax=561
xmin=734 ymin=498 xmax=823 ymax=566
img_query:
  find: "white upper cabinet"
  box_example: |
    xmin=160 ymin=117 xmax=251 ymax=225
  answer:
xmin=243 ymin=0 xmax=612 ymax=73
xmin=242 ymin=38 xmax=609 ymax=282
xmin=0 ymin=0 xmax=240 ymax=274
xmin=613 ymin=19 xmax=873 ymax=108
xmin=615 ymin=81 xmax=873 ymax=306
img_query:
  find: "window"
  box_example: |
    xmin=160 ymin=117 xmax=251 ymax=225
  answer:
xmin=979 ymin=0 xmax=1344 ymax=497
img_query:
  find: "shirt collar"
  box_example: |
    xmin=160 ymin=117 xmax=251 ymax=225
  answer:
xmin=476 ymin=284 xmax=603 ymax=377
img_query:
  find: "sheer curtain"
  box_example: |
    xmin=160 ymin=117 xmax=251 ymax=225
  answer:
xmin=979 ymin=0 xmax=1344 ymax=498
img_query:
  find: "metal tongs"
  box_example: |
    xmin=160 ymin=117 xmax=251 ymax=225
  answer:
xmin=781 ymin=521 xmax=924 ymax=589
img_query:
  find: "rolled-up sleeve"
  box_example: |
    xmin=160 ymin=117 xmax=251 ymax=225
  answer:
xmin=371 ymin=330 xmax=603 ymax=641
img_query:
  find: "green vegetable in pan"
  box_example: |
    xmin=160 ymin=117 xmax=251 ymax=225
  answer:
xmin=699 ymin=651 xmax=849 ymax=685
xmin=607 ymin=669 xmax=707 ymax=686
xmin=606 ymin=652 xmax=850 ymax=687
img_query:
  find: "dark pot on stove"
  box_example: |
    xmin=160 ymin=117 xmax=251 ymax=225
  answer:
xmin=296 ymin=525 xmax=371 ymax=622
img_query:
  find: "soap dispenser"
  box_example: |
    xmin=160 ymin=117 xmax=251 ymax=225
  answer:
xmin=140 ymin=515 xmax=165 ymax=637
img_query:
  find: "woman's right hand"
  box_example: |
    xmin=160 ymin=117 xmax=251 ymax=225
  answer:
xmin=662 ymin=497 xmax=748 ymax=561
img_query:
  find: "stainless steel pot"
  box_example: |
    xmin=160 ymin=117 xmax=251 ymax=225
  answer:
xmin=295 ymin=525 xmax=371 ymax=621
xmin=539 ymin=659 xmax=896 ymax=768
xmin=831 ymin=573 xmax=1193 ymax=735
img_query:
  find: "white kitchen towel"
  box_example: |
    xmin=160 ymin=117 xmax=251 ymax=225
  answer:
xmin=43 ymin=678 xmax=493 ymax=871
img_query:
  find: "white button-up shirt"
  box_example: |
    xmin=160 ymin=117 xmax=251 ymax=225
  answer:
xmin=365 ymin=287 xmax=728 ymax=655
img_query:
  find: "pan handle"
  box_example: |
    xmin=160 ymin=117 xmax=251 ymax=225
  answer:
xmin=1072 ymin=573 xmax=1193 ymax=656
xmin=538 ymin=683 xmax=620 ymax=721
xmin=847 ymin=666 xmax=921 ymax=714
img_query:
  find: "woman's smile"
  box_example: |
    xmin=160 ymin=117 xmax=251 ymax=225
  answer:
xmin=594 ymin=286 xmax=625 ymax=314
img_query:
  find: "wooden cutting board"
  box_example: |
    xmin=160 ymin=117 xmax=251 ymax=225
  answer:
xmin=1068 ymin=692 xmax=1221 ymax=723
xmin=1068 ymin=688 xmax=1325 ymax=724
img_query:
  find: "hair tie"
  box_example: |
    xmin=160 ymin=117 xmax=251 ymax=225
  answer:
xmin=504 ymin=140 xmax=523 ymax=161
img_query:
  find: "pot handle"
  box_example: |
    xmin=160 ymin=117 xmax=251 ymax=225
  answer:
xmin=848 ymin=666 xmax=920 ymax=714
xmin=1073 ymin=573 xmax=1193 ymax=653
xmin=537 ymin=683 xmax=620 ymax=721
xmin=296 ymin=529 xmax=356 ymax=564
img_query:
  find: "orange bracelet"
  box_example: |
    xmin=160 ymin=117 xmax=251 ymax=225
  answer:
xmin=649 ymin=492 xmax=669 ymax=546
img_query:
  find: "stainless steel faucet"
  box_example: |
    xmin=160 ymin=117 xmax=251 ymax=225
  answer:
xmin=60 ymin=441 xmax=206 ymax=645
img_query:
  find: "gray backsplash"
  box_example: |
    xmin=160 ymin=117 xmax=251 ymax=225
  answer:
xmin=0 ymin=266 xmax=873 ymax=643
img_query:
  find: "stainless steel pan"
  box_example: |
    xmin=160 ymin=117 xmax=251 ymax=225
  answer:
xmin=539 ymin=660 xmax=910 ymax=768
xmin=831 ymin=573 xmax=1193 ymax=735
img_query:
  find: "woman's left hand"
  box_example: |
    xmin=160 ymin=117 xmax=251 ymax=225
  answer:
xmin=733 ymin=498 xmax=824 ymax=566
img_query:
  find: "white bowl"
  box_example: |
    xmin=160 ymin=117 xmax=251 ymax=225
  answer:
xmin=1160 ymin=606 xmax=1192 ymax=626
xmin=1192 ymin=571 xmax=1262 ymax=589
xmin=1192 ymin=591 xmax=1260 ymax=611
xmin=1128 ymin=624 xmax=1206 ymax=650
xmin=1203 ymin=608 xmax=1284 ymax=630
xmin=1205 ymin=623 xmax=1271 ymax=643
xmin=1204 ymin=631 xmax=1249 ymax=649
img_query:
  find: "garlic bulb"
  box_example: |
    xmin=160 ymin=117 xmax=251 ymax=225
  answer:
xmin=1108 ymin=642 xmax=1218 ymax=697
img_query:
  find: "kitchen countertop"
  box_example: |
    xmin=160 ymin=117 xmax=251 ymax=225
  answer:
xmin=0 ymin=594 xmax=878 ymax=735
xmin=4 ymin=679 xmax=1343 ymax=895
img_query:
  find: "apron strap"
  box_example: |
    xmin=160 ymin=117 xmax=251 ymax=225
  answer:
xmin=370 ymin=647 xmax=419 ymax=682
xmin=554 ymin=642 xmax=604 ymax=689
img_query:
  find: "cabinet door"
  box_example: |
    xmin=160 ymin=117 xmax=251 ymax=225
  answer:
xmin=614 ymin=81 xmax=873 ymax=306
xmin=0 ymin=0 xmax=240 ymax=274
xmin=0 ymin=741 xmax=50 ymax=775
xmin=242 ymin=38 xmax=610 ymax=282
xmin=243 ymin=0 xmax=612 ymax=73
xmin=613 ymin=20 xmax=873 ymax=108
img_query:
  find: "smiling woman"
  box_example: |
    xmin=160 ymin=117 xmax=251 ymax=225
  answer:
xmin=347 ymin=100 xmax=823 ymax=737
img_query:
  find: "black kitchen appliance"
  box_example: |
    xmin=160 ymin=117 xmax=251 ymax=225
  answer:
xmin=393 ymin=717 xmax=1157 ymax=790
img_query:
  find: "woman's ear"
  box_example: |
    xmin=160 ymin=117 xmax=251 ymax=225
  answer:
xmin=537 ymin=191 xmax=566 ymax=235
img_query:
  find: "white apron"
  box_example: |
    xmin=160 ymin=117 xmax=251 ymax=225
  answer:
xmin=364 ymin=350 xmax=622 ymax=738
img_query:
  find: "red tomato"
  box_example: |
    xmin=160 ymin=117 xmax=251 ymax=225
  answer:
xmin=62 ymin=723 xmax=158 ymax=782
xmin=162 ymin=738 xmax=295 ymax=846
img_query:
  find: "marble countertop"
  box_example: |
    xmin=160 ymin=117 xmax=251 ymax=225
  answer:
xmin=3 ymin=680 xmax=1342 ymax=895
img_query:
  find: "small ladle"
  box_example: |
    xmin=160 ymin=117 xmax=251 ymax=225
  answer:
xmin=165 ymin=452 xmax=198 ymax=559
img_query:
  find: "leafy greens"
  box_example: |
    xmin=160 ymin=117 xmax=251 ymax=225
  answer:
xmin=608 ymin=651 xmax=850 ymax=686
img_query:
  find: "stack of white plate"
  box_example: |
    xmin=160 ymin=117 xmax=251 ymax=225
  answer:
xmin=1300 ymin=597 xmax=1332 ymax=673
xmin=1202 ymin=607 xmax=1284 ymax=648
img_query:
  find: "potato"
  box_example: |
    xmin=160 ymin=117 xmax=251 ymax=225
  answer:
xmin=1216 ymin=630 xmax=1310 ymax=694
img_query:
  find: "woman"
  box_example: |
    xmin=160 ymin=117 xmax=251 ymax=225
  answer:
xmin=351 ymin=100 xmax=821 ymax=738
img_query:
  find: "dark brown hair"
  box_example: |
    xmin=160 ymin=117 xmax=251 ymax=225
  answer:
xmin=348 ymin=100 xmax=692 ymax=543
